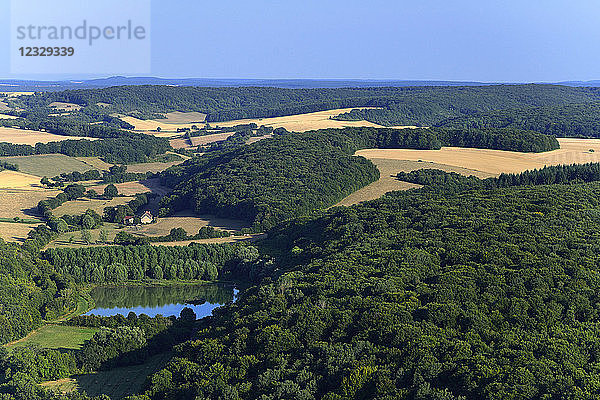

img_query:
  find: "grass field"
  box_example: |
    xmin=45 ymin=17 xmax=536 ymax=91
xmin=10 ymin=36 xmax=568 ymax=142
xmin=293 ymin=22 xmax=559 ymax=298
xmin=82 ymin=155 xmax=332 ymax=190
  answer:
xmin=0 ymin=127 xmax=93 ymax=145
xmin=41 ymin=352 xmax=172 ymax=399
xmin=0 ymin=154 xmax=93 ymax=177
xmin=126 ymin=160 xmax=183 ymax=174
xmin=6 ymin=325 xmax=99 ymax=350
xmin=355 ymin=138 xmax=600 ymax=175
xmin=76 ymin=157 xmax=113 ymax=171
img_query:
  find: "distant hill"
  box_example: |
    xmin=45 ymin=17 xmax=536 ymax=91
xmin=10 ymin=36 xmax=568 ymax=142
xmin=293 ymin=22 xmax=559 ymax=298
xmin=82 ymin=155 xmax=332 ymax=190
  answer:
xmin=0 ymin=77 xmax=499 ymax=92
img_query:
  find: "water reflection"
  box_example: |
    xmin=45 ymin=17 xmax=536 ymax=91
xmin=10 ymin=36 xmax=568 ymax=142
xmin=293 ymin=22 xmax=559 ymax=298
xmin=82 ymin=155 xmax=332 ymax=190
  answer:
xmin=84 ymin=283 xmax=237 ymax=318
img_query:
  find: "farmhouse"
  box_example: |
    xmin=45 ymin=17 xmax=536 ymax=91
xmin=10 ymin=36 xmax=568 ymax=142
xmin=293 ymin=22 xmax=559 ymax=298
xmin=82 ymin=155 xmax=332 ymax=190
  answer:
xmin=141 ymin=211 xmax=153 ymax=224
xmin=123 ymin=216 xmax=134 ymax=225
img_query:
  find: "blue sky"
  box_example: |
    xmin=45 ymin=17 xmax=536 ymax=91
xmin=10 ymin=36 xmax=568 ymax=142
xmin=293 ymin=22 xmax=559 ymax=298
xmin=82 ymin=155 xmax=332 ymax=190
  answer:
xmin=1 ymin=0 xmax=600 ymax=82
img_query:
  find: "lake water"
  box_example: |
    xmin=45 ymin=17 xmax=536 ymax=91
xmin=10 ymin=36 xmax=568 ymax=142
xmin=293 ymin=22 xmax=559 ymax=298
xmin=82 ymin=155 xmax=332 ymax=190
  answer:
xmin=84 ymin=283 xmax=237 ymax=319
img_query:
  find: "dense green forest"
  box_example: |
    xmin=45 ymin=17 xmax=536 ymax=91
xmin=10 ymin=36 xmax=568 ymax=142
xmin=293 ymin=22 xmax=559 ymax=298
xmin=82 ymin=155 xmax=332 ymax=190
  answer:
xmin=0 ymin=132 xmax=171 ymax=164
xmin=124 ymin=180 xmax=600 ymax=399
xmin=160 ymin=127 xmax=557 ymax=230
xmin=0 ymin=117 xmax=134 ymax=138
xmin=436 ymin=102 xmax=600 ymax=137
xmin=159 ymin=130 xmax=381 ymax=230
xmin=11 ymin=84 xmax=600 ymax=124
xmin=42 ymin=243 xmax=259 ymax=283
xmin=7 ymin=84 xmax=600 ymax=399
xmin=0 ymin=241 xmax=78 ymax=345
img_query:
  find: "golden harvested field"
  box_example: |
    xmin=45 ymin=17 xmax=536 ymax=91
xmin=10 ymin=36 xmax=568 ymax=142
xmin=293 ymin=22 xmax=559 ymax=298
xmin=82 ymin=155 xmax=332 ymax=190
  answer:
xmin=0 ymin=188 xmax=58 ymax=219
xmin=124 ymin=108 xmax=383 ymax=133
xmin=169 ymin=137 xmax=190 ymax=149
xmin=119 ymin=116 xmax=196 ymax=132
xmin=0 ymin=221 xmax=42 ymax=242
xmin=336 ymin=159 xmax=495 ymax=207
xmin=0 ymin=127 xmax=92 ymax=145
xmin=0 ymin=113 xmax=17 ymax=119
xmin=209 ymin=108 xmax=385 ymax=132
xmin=1 ymin=154 xmax=93 ymax=177
xmin=355 ymin=138 xmax=600 ymax=175
xmin=247 ymin=134 xmax=273 ymax=144
xmin=0 ymin=102 xmax=9 ymax=111
xmin=88 ymin=178 xmax=171 ymax=197
xmin=53 ymin=197 xmax=133 ymax=217
xmin=158 ymin=111 xmax=206 ymax=124
xmin=0 ymin=170 xmax=42 ymax=188
xmin=192 ymin=132 xmax=235 ymax=146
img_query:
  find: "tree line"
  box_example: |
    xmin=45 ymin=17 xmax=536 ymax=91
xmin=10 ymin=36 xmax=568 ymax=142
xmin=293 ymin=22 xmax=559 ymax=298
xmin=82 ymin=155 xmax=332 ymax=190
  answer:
xmin=396 ymin=162 xmax=600 ymax=192
xmin=41 ymin=243 xmax=259 ymax=284
xmin=0 ymin=132 xmax=171 ymax=164
xmin=437 ymin=102 xmax=600 ymax=138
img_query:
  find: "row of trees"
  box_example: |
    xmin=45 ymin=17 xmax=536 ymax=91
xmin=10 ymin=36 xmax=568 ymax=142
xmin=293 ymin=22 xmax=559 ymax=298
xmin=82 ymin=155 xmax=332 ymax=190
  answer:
xmin=396 ymin=162 xmax=600 ymax=192
xmin=0 ymin=116 xmax=134 ymax=138
xmin=114 ymin=226 xmax=231 ymax=246
xmin=42 ymin=243 xmax=259 ymax=283
xmin=0 ymin=132 xmax=171 ymax=164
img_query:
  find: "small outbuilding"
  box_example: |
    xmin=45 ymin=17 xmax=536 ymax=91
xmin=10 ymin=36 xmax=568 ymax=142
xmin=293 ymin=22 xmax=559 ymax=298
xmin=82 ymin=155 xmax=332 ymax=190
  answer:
xmin=140 ymin=211 xmax=153 ymax=224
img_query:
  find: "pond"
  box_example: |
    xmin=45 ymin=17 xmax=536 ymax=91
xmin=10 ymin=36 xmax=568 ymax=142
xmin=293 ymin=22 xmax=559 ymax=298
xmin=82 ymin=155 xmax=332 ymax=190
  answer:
xmin=84 ymin=283 xmax=237 ymax=319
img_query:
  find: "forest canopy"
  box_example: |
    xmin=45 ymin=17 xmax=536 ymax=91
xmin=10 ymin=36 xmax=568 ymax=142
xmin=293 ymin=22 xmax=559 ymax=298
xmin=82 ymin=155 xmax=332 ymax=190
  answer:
xmin=159 ymin=126 xmax=558 ymax=230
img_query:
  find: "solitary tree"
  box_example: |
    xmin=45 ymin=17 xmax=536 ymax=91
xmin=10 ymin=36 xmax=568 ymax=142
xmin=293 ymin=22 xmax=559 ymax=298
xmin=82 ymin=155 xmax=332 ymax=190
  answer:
xmin=82 ymin=214 xmax=95 ymax=230
xmin=81 ymin=229 xmax=92 ymax=244
xmin=55 ymin=218 xmax=68 ymax=234
xmin=104 ymin=184 xmax=119 ymax=199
